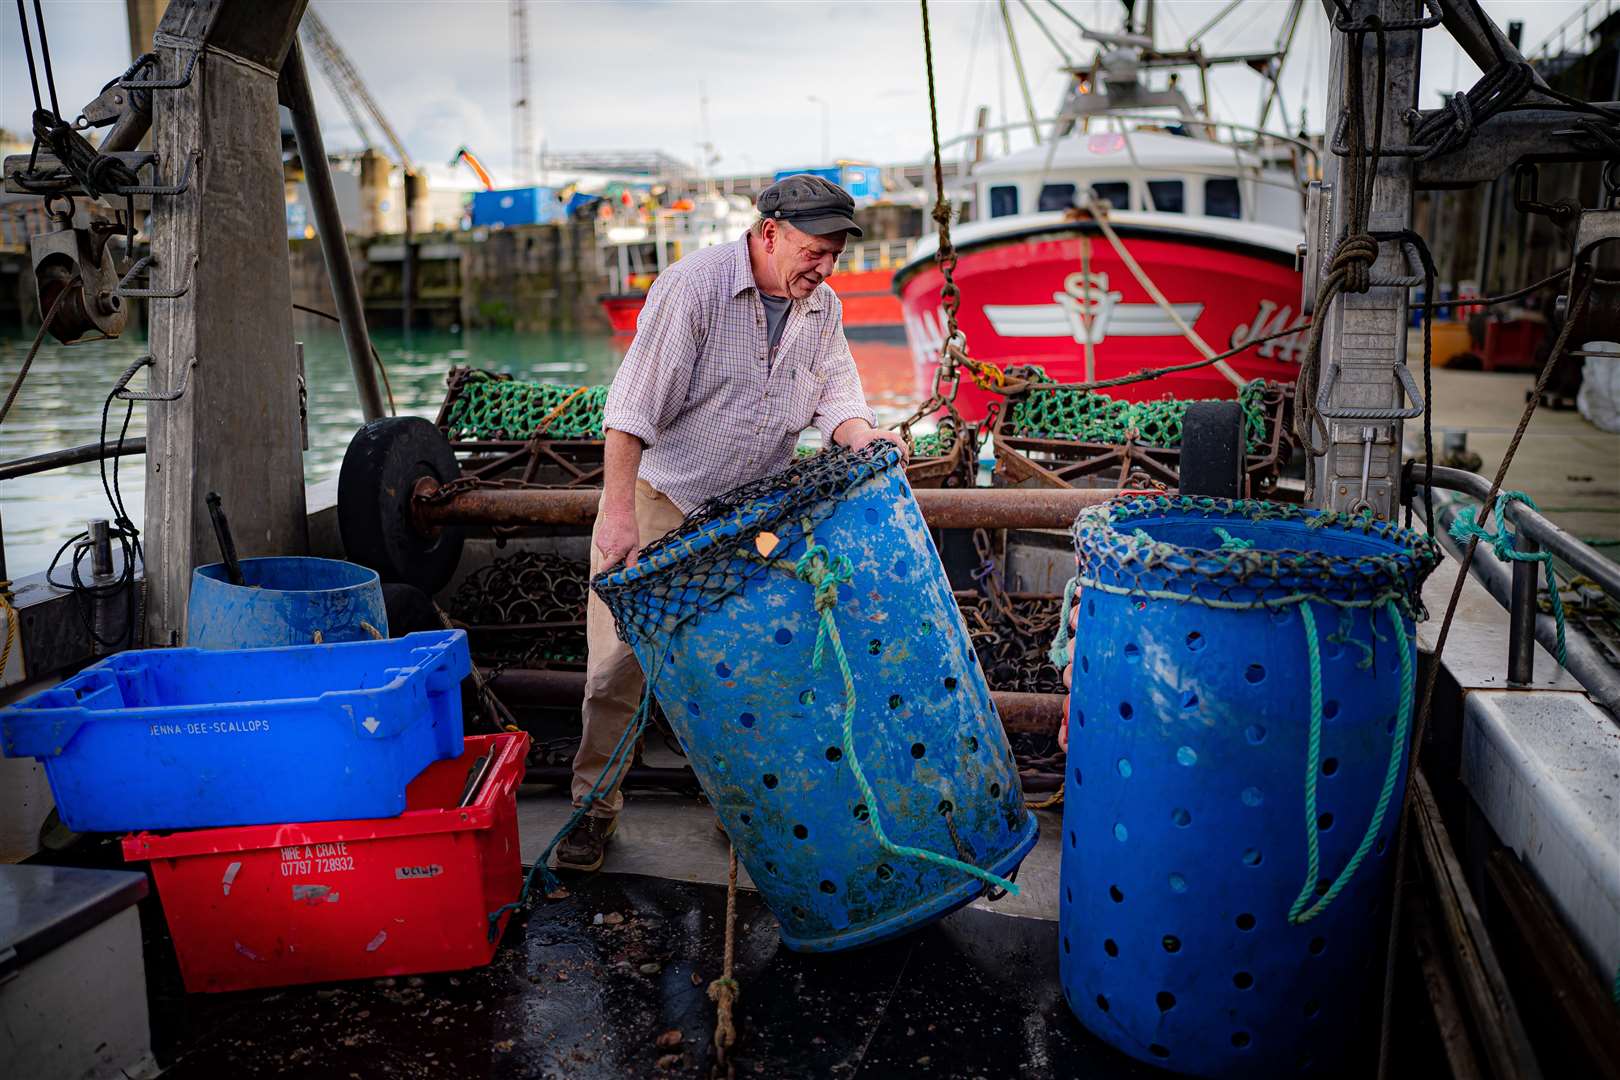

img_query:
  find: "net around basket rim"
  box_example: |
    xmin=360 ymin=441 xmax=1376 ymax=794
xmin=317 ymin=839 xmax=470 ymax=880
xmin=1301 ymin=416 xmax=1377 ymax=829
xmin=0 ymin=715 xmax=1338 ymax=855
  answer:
xmin=592 ymin=443 xmax=903 ymax=648
xmin=1073 ymin=495 xmax=1441 ymax=619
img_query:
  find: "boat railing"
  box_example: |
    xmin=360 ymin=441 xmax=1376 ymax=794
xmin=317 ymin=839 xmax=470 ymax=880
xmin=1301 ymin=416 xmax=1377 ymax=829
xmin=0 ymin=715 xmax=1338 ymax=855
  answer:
xmin=836 ymin=238 xmax=916 ymax=274
xmin=1416 ymin=465 xmax=1620 ymax=715
xmin=933 ymin=111 xmax=1320 ymax=179
xmin=1528 ymin=0 xmax=1615 ymax=66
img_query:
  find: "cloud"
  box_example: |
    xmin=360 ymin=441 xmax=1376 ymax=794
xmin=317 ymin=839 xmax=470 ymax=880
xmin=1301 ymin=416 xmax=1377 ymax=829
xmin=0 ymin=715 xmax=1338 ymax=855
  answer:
xmin=0 ymin=0 xmax=1594 ymax=185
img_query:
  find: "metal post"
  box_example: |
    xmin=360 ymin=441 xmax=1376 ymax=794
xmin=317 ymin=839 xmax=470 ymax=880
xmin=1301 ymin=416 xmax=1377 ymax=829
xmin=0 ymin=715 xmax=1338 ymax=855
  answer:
xmin=280 ymin=38 xmax=386 ymax=422
xmin=87 ymin=519 xmax=114 ymax=578
xmin=402 ymin=173 xmax=418 ymax=333
xmin=1507 ymin=526 xmax=1540 ymax=685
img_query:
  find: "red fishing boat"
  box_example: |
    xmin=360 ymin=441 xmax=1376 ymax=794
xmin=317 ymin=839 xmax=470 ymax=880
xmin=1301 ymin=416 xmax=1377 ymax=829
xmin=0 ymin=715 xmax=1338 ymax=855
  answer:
xmin=601 ymin=238 xmax=913 ymax=341
xmin=894 ymin=10 xmax=1312 ymax=420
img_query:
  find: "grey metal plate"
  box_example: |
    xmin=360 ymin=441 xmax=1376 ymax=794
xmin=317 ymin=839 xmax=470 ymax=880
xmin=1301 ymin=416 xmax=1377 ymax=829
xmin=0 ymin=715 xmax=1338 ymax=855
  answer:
xmin=1461 ymin=690 xmax=1620 ymax=992
xmin=0 ymin=864 xmax=149 ymax=978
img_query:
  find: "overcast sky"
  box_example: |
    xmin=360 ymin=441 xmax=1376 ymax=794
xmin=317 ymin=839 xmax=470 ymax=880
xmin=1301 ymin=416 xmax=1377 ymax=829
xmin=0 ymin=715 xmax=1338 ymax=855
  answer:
xmin=0 ymin=1 xmax=1596 ymax=186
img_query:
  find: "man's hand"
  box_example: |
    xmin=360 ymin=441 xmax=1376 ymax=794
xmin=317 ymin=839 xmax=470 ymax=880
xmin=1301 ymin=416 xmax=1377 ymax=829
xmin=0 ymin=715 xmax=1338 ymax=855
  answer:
xmin=595 ymin=505 xmax=641 ymax=570
xmin=834 ymin=419 xmax=910 ymax=462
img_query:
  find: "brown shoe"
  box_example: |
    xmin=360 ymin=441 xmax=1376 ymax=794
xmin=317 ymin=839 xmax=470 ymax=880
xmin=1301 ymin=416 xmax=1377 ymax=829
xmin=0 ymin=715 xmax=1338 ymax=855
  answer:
xmin=555 ymin=814 xmax=617 ymax=873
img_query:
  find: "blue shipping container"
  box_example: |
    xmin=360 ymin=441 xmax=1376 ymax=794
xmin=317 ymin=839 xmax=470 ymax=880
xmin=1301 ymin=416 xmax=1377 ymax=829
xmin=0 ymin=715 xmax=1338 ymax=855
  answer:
xmin=470 ymin=186 xmax=560 ymax=228
xmin=771 ymin=166 xmax=883 ymax=205
xmin=0 ymin=630 xmax=470 ymax=832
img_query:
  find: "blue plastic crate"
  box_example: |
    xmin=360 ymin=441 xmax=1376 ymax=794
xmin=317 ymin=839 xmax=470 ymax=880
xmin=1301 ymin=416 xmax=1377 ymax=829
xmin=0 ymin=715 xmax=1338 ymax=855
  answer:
xmin=1 ymin=630 xmax=470 ymax=832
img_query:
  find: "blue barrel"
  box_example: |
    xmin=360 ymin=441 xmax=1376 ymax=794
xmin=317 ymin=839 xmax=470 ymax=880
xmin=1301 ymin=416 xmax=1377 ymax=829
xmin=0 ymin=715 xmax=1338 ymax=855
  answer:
xmin=1059 ymin=497 xmax=1437 ymax=1077
xmin=595 ymin=447 xmax=1037 ymax=952
xmin=187 ymin=557 xmax=388 ymax=649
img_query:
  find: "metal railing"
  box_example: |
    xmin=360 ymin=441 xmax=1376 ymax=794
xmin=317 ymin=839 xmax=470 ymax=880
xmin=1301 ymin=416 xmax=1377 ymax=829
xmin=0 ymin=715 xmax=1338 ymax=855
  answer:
xmin=1416 ymin=465 xmax=1620 ymax=715
xmin=1529 ymin=0 xmax=1617 ymax=65
xmin=836 ymin=237 xmax=916 ymax=274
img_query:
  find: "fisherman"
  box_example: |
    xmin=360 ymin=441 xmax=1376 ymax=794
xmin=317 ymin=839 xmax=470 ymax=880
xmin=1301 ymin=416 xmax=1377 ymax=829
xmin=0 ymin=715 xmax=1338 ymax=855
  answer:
xmin=558 ymin=174 xmax=908 ymax=873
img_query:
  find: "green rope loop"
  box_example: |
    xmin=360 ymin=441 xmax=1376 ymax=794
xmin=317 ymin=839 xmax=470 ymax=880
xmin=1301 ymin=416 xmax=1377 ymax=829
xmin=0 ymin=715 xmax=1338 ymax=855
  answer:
xmin=1213 ymin=526 xmax=1255 ymax=551
xmin=1047 ymin=575 xmax=1079 ymax=668
xmin=797 ymin=530 xmax=1020 ymax=897
xmin=1287 ymin=599 xmax=1414 ymax=925
xmin=795 ymin=543 xmax=854 ymax=671
xmin=1448 ymin=490 xmax=1568 ymax=666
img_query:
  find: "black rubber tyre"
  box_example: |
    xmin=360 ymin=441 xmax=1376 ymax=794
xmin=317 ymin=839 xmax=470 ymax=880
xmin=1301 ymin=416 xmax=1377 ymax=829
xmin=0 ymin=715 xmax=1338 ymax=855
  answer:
xmin=338 ymin=417 xmax=464 ymax=596
xmin=1179 ymin=401 xmax=1245 ymax=499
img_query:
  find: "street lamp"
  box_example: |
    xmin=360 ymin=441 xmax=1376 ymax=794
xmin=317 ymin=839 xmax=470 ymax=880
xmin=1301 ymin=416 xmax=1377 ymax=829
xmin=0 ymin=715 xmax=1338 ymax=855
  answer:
xmin=807 ymin=95 xmax=830 ymax=164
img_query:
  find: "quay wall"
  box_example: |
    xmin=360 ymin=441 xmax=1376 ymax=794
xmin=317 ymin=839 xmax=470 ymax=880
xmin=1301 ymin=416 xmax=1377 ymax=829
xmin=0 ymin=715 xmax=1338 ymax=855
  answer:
xmin=285 ymin=219 xmax=613 ymax=333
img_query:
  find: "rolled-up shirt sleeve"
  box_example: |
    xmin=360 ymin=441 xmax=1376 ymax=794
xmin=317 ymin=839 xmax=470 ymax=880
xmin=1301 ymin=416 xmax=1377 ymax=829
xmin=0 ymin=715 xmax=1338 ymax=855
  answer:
xmin=603 ymin=269 xmax=703 ymax=447
xmin=812 ymin=298 xmax=876 ymax=440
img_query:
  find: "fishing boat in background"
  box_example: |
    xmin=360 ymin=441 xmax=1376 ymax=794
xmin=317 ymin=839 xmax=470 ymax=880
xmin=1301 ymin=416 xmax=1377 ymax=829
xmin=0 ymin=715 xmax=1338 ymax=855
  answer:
xmin=596 ymin=167 xmax=913 ymax=340
xmin=896 ymin=2 xmax=1313 ymax=418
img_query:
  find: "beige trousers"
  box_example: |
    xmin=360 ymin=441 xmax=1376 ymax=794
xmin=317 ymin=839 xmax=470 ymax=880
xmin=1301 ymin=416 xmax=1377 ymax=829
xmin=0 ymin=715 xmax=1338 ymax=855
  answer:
xmin=572 ymin=479 xmax=686 ymax=819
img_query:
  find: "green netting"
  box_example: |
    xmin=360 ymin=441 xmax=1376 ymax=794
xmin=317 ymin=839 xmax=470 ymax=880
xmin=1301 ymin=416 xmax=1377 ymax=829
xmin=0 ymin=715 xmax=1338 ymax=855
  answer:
xmin=910 ymin=420 xmax=959 ymax=458
xmin=1005 ymin=366 xmax=1271 ymax=452
xmin=442 ymin=371 xmax=608 ymax=441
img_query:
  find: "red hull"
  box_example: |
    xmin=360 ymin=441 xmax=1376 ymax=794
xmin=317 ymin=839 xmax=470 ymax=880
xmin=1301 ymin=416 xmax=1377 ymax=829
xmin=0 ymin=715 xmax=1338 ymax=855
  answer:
xmin=895 ymin=220 xmax=1305 ymax=419
xmin=598 ymin=270 xmax=905 ymax=338
xmin=600 ymin=292 xmax=646 ymax=335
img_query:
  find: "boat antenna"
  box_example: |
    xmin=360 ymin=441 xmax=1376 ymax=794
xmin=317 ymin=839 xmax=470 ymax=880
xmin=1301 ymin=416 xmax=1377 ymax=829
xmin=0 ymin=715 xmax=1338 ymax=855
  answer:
xmin=997 ymin=0 xmax=1044 ymax=145
xmin=1013 ymin=0 xmax=1074 ymax=68
xmin=1256 ymin=0 xmax=1305 ymax=131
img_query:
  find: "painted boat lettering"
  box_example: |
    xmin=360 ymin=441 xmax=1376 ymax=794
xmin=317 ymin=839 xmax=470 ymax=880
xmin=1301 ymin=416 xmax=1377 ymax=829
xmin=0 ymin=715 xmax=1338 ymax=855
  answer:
xmin=148 ymin=719 xmax=272 ymax=736
xmin=1227 ymin=299 xmax=1307 ymax=364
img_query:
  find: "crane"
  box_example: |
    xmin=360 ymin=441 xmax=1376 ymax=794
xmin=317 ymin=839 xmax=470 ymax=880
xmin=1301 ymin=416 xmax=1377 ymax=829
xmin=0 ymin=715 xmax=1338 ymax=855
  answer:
xmin=510 ymin=0 xmax=535 ymax=184
xmin=297 ymin=3 xmax=423 ymax=327
xmin=299 ymin=5 xmax=415 ymax=175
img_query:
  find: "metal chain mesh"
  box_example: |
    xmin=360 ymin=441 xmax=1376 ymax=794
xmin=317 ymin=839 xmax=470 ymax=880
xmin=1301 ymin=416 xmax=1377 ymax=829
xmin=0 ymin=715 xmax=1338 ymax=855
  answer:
xmin=1005 ymin=365 xmax=1271 ymax=451
xmin=442 ymin=370 xmax=608 ymax=441
xmin=447 ymin=551 xmax=589 ymax=667
xmin=593 ymin=444 xmax=900 ymax=649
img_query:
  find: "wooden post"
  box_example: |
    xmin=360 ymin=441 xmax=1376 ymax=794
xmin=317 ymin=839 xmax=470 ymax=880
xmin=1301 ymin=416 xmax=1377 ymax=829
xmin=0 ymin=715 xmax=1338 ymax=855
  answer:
xmin=143 ymin=0 xmax=311 ymax=645
xmin=1312 ymin=0 xmax=1421 ymax=518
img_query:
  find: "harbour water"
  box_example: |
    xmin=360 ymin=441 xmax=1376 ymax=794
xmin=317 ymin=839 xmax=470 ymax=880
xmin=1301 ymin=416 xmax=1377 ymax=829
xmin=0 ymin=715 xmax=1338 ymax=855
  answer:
xmin=0 ymin=318 xmax=922 ymax=574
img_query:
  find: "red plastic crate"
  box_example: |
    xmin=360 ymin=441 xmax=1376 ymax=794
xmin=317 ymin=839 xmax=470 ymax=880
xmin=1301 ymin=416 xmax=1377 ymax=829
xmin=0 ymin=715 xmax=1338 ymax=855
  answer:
xmin=123 ymin=732 xmax=529 ymax=992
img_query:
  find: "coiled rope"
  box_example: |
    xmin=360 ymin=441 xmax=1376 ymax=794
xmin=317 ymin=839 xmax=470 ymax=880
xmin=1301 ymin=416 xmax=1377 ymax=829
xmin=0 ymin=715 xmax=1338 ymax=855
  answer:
xmin=794 ymin=532 xmax=1020 ymax=895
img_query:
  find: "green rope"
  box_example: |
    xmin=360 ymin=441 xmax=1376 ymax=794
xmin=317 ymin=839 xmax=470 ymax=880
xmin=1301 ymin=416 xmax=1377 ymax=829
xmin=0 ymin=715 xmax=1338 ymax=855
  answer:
xmin=1449 ymin=491 xmax=1568 ymax=666
xmin=795 ymin=534 xmax=1020 ymax=896
xmin=489 ymin=671 xmax=655 ymax=936
xmin=1287 ymin=600 xmax=1414 ymax=925
xmin=1047 ymin=576 xmax=1079 ymax=668
xmin=1213 ymin=526 xmax=1254 ymax=551
xmin=444 ymin=373 xmax=608 ymax=440
xmin=1007 ymin=367 xmax=1270 ymax=451
xmin=910 ymin=423 xmax=958 ymax=458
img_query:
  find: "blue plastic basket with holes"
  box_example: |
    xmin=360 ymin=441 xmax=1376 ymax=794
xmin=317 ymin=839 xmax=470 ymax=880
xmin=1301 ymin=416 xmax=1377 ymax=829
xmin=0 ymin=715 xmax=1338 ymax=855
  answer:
xmin=594 ymin=446 xmax=1038 ymax=951
xmin=0 ymin=631 xmax=469 ymax=832
xmin=1059 ymin=497 xmax=1437 ymax=1077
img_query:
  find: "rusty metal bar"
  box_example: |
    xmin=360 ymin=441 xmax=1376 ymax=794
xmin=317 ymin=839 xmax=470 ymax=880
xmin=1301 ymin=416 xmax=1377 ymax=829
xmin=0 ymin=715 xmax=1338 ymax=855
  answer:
xmin=416 ymin=481 xmax=1121 ymax=533
xmin=481 ymin=666 xmax=1065 ymax=735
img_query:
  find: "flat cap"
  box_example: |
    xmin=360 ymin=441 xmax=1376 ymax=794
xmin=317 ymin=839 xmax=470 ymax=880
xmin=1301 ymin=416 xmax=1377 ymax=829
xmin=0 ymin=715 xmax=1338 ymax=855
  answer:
xmin=757 ymin=173 xmax=863 ymax=238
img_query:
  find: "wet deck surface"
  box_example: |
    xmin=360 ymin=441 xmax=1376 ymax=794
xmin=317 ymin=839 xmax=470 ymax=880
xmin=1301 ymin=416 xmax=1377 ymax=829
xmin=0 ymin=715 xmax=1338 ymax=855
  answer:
xmin=141 ymin=868 xmax=1158 ymax=1080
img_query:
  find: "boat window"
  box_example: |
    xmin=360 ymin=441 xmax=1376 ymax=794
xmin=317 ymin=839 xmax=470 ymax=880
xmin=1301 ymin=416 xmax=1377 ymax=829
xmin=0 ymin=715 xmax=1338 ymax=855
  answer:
xmin=1205 ymin=177 xmax=1242 ymax=219
xmin=1038 ymin=183 xmax=1077 ymax=212
xmin=1090 ymin=182 xmax=1130 ymax=211
xmin=989 ymin=185 xmax=1019 ymax=218
xmin=1147 ymin=180 xmax=1184 ymax=214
